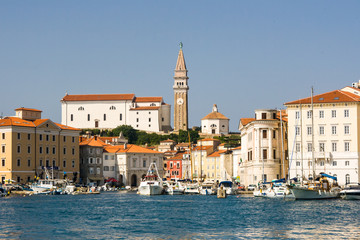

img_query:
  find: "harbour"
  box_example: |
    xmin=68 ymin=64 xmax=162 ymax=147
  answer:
xmin=1 ymin=192 xmax=359 ymax=239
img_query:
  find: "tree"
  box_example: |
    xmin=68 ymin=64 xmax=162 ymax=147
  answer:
xmin=112 ymin=125 xmax=137 ymax=143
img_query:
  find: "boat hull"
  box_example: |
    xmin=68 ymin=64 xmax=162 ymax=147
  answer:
xmin=138 ymin=185 xmax=163 ymax=195
xmin=340 ymin=190 xmax=360 ymax=200
xmin=289 ymin=186 xmax=339 ymax=200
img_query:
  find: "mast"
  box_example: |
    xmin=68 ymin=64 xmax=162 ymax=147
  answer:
xmin=200 ymin=140 xmax=202 ymax=182
xmin=188 ymin=132 xmax=193 ymax=182
xmin=311 ymin=87 xmax=315 ymax=179
xmin=300 ymin=103 xmax=304 ymax=184
xmin=280 ymin=109 xmax=286 ymax=180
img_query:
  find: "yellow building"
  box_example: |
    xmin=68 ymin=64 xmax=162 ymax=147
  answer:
xmin=0 ymin=108 xmax=80 ymax=184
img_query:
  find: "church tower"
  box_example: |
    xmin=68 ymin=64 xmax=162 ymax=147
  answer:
xmin=173 ymin=43 xmax=189 ymax=131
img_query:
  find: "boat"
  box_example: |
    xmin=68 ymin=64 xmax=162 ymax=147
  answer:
xmin=137 ymin=162 xmax=163 ymax=195
xmin=30 ymin=179 xmax=66 ymax=194
xmin=218 ymin=181 xmax=236 ymax=195
xmin=199 ymin=181 xmax=216 ymax=195
xmin=184 ymin=183 xmax=200 ymax=194
xmin=340 ymin=183 xmax=360 ymax=200
xmin=164 ymin=180 xmax=185 ymax=195
xmin=288 ymin=173 xmax=341 ymax=200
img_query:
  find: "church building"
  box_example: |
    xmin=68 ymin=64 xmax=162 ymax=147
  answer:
xmin=201 ymin=104 xmax=229 ymax=135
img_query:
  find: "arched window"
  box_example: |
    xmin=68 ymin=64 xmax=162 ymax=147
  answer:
xmin=345 ymin=174 xmax=350 ymax=184
xmin=78 ymin=106 xmax=84 ymax=111
xmin=150 ymin=103 xmax=156 ymax=106
xmin=210 ymin=124 xmax=217 ymax=128
xmin=109 ymin=106 xmax=116 ymax=110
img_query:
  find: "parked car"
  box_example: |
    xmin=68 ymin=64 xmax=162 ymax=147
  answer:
xmin=247 ymin=184 xmax=257 ymax=191
xmin=237 ymin=184 xmax=246 ymax=191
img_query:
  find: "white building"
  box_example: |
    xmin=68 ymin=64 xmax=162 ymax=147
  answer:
xmin=239 ymin=109 xmax=288 ymax=187
xmin=285 ymin=84 xmax=360 ymax=186
xmin=61 ymin=94 xmax=171 ymax=133
xmin=201 ymin=104 xmax=229 ymax=135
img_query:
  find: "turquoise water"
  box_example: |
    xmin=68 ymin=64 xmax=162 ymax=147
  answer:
xmin=0 ymin=192 xmax=359 ymax=239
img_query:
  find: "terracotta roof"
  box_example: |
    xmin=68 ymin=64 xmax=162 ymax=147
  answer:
xmin=15 ymin=107 xmax=42 ymax=112
xmin=198 ymin=138 xmax=220 ymax=142
xmin=80 ymin=136 xmax=108 ymax=147
xmin=167 ymin=152 xmax=186 ymax=161
xmin=232 ymin=146 xmax=242 ymax=150
xmin=192 ymin=146 xmax=213 ymax=151
xmin=161 ymin=139 xmax=176 ymax=143
xmin=284 ymin=90 xmax=360 ymax=105
xmin=176 ymin=143 xmax=190 ymax=146
xmin=130 ymin=106 xmax=160 ymax=110
xmin=134 ymin=97 xmax=163 ymax=102
xmin=104 ymin=144 xmax=163 ymax=154
xmin=0 ymin=117 xmax=80 ymax=131
xmin=207 ymin=150 xmax=227 ymax=157
xmin=61 ymin=94 xmax=135 ymax=101
xmin=240 ymin=118 xmax=255 ymax=126
xmin=202 ymin=111 xmax=229 ymax=120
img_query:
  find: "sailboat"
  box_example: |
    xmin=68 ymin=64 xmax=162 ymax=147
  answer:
xmin=288 ymin=88 xmax=341 ymax=199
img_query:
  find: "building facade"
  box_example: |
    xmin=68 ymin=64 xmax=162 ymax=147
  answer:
xmin=61 ymin=94 xmax=171 ymax=133
xmin=173 ymin=44 xmax=189 ymax=131
xmin=0 ymin=108 xmax=80 ymax=184
xmin=201 ymin=104 xmax=229 ymax=135
xmin=285 ymin=85 xmax=360 ymax=186
xmin=239 ymin=109 xmax=288 ymax=187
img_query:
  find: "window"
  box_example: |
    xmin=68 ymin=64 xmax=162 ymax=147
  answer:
xmin=72 ymin=148 xmax=75 ymax=155
xmin=96 ymin=167 xmax=100 ymax=174
xmin=88 ymin=157 xmax=93 ymax=164
xmin=71 ymin=114 xmax=73 ymax=121
xmin=28 ymin=134 xmax=31 ymax=140
xmin=120 ymin=114 xmax=122 ymax=121
xmin=72 ymin=160 xmax=75 ymax=168
xmin=345 ymin=142 xmax=350 ymax=152
xmin=262 ymin=130 xmax=267 ymax=139
xmin=331 ymin=110 xmax=336 ymax=118
xmin=1 ymin=158 xmax=5 ymax=166
xmin=345 ymin=161 xmax=350 ymax=166
xmin=344 ymin=109 xmax=349 ymax=118
xmin=295 ymin=127 xmax=300 ymax=136
xmin=149 ymin=118 xmax=151 ymax=122
xmin=307 ymin=110 xmax=312 ymax=119
xmin=28 ymin=146 xmax=31 ymax=154
xmin=110 ymin=106 xmax=116 ymax=110
xmin=307 ymin=127 xmax=312 ymax=135
xmin=17 ymin=145 xmax=21 ymax=153
xmin=332 ymin=142 xmax=337 ymax=152
xmin=1 ymin=133 xmax=5 ymax=139
xmin=63 ymin=136 xmax=66 ymax=142
xmin=89 ymin=167 xmax=94 ymax=174
xmin=1 ymin=145 xmax=5 ymax=153
xmin=133 ymin=159 xmax=137 ymax=167
xmin=345 ymin=174 xmax=350 ymax=184
xmin=40 ymin=134 xmax=43 ymax=141
xmin=296 ymin=143 xmax=300 ymax=152
xmin=332 ymin=126 xmax=337 ymax=135
xmin=319 ymin=143 xmax=325 ymax=152
xmin=53 ymin=135 xmax=56 ymax=141
xmin=262 ymin=149 xmax=267 ymax=159
xmin=52 ymin=160 xmax=56 ymax=166
xmin=332 ymin=161 xmax=337 ymax=166
xmin=104 ymin=166 xmax=109 ymax=171
xmin=63 ymin=160 xmax=66 ymax=168
xmin=136 ymin=118 xmax=139 ymax=122
xmin=319 ymin=126 xmax=324 ymax=135
xmin=46 ymin=135 xmax=49 ymax=141
xmin=344 ymin=126 xmax=349 ymax=135
xmin=143 ymin=160 xmax=146 ymax=167
xmin=110 ymin=166 xmax=115 ymax=171
xmin=88 ymin=114 xmax=90 ymax=121
xmin=162 ymin=117 xmax=164 ymax=122
xmin=248 ymin=151 xmax=252 ymax=161
xmin=96 ymin=158 xmax=101 ymax=164
xmin=170 ymin=162 xmax=173 ymax=168
xmin=273 ymin=149 xmax=276 ymax=159
xmin=27 ymin=159 xmax=31 ymax=167
xmin=296 ymin=161 xmax=300 ymax=167
xmin=39 ymin=146 xmax=43 ymax=154
xmin=261 ymin=113 xmax=266 ymax=119
xmin=320 ymin=161 xmax=324 ymax=166
xmin=295 ymin=111 xmax=300 ymax=119
xmin=105 ymin=155 xmax=109 ymax=160
xmin=104 ymin=114 xmax=106 ymax=121
xmin=46 ymin=147 xmax=49 ymax=154
xmin=46 ymin=160 xmax=49 ymax=167
xmin=319 ymin=110 xmax=324 ymax=118
xmin=17 ymin=133 xmax=21 ymax=140
xmin=307 ymin=143 xmax=312 ymax=152
xmin=78 ymin=106 xmax=84 ymax=111
xmin=273 ymin=130 xmax=276 ymax=139
xmin=63 ymin=147 xmax=66 ymax=155
xmin=177 ymin=162 xmax=180 ymax=168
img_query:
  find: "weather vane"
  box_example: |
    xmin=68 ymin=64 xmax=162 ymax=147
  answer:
xmin=179 ymin=42 xmax=183 ymax=49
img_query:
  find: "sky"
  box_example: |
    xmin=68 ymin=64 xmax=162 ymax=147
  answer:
xmin=1 ymin=1 xmax=360 ymax=131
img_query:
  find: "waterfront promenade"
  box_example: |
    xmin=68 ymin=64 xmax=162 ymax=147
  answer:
xmin=1 ymin=192 xmax=359 ymax=239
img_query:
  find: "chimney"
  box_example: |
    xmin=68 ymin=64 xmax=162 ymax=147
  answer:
xmin=124 ymin=143 xmax=127 ymax=149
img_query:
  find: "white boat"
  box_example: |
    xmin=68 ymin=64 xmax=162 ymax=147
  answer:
xmin=165 ymin=181 xmax=185 ymax=195
xmin=184 ymin=183 xmax=200 ymax=194
xmin=30 ymin=179 xmax=66 ymax=194
xmin=288 ymin=174 xmax=340 ymax=200
xmin=199 ymin=181 xmax=216 ymax=195
xmin=137 ymin=162 xmax=163 ymax=195
xmin=340 ymin=183 xmax=360 ymax=200
xmin=218 ymin=181 xmax=236 ymax=195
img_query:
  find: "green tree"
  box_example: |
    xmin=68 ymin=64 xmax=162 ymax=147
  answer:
xmin=112 ymin=125 xmax=138 ymax=143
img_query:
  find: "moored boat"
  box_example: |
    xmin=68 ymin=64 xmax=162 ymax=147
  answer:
xmin=218 ymin=181 xmax=236 ymax=195
xmin=137 ymin=162 xmax=163 ymax=195
xmin=340 ymin=183 xmax=360 ymax=200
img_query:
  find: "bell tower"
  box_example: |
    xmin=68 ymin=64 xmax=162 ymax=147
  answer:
xmin=173 ymin=42 xmax=189 ymax=131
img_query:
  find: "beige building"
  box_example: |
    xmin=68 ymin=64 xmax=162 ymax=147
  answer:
xmin=285 ymin=83 xmax=360 ymax=186
xmin=201 ymin=104 xmax=230 ymax=135
xmin=239 ymin=109 xmax=288 ymax=187
xmin=173 ymin=44 xmax=189 ymax=131
xmin=0 ymin=108 xmax=80 ymax=184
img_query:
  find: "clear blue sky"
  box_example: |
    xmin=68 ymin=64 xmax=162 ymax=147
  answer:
xmin=1 ymin=1 xmax=360 ymax=131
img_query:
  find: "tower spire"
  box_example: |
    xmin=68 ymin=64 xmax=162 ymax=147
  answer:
xmin=175 ymin=43 xmax=187 ymax=73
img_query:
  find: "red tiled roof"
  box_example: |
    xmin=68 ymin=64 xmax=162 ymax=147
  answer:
xmin=80 ymin=136 xmax=108 ymax=147
xmin=104 ymin=144 xmax=162 ymax=154
xmin=161 ymin=139 xmax=176 ymax=143
xmin=167 ymin=152 xmax=186 ymax=161
xmin=130 ymin=106 xmax=160 ymax=110
xmin=192 ymin=146 xmax=213 ymax=151
xmin=62 ymin=94 xmax=135 ymax=101
xmin=284 ymin=90 xmax=360 ymax=105
xmin=0 ymin=117 xmax=79 ymax=131
xmin=15 ymin=107 xmax=42 ymax=112
xmin=208 ymin=150 xmax=227 ymax=157
xmin=240 ymin=118 xmax=255 ymax=126
xmin=198 ymin=138 xmax=220 ymax=142
xmin=134 ymin=97 xmax=163 ymax=102
xmin=202 ymin=111 xmax=229 ymax=120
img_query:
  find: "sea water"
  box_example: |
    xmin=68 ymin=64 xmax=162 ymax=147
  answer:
xmin=0 ymin=192 xmax=359 ymax=239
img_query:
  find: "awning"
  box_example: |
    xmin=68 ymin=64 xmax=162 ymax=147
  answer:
xmin=88 ymin=177 xmax=104 ymax=181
